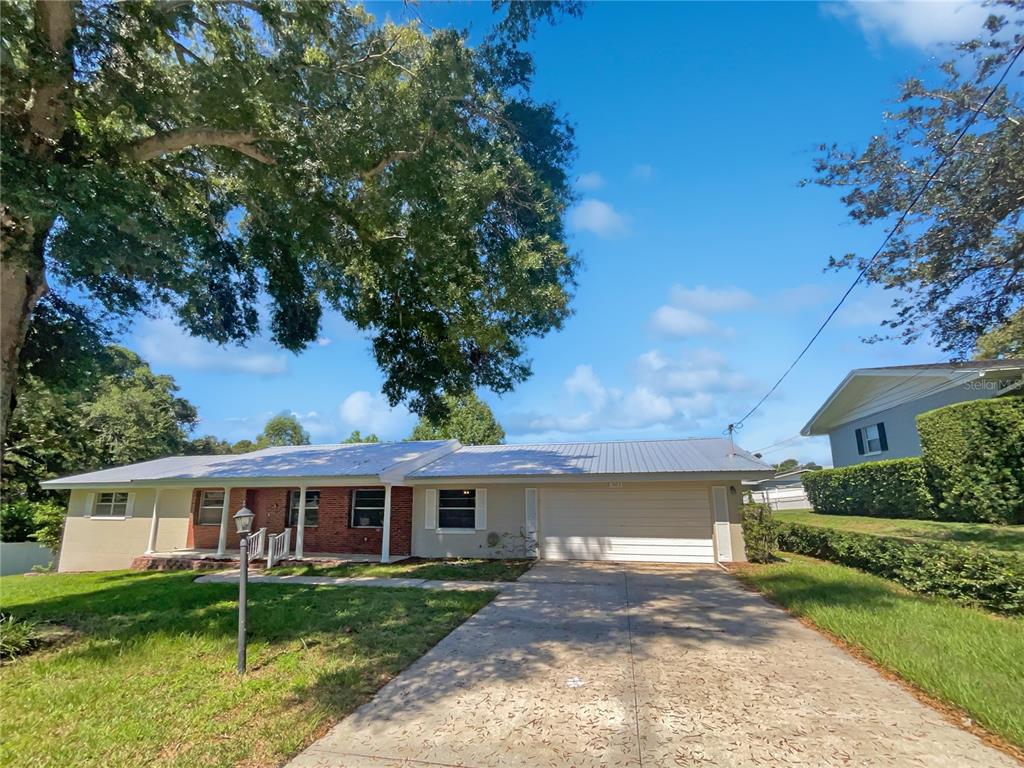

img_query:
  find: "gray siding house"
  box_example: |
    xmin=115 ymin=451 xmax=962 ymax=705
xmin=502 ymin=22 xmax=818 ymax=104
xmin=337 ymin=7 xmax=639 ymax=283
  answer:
xmin=801 ymin=360 xmax=1024 ymax=468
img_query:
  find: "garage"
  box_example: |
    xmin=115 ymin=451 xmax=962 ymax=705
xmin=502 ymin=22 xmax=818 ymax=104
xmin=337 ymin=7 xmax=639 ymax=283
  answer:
xmin=539 ymin=485 xmax=717 ymax=563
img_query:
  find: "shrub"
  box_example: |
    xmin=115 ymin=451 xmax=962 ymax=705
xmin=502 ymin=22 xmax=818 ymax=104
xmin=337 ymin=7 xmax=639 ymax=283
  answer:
xmin=0 ymin=501 xmax=37 ymax=542
xmin=0 ymin=613 xmax=39 ymax=659
xmin=802 ymin=458 xmax=934 ymax=519
xmin=778 ymin=522 xmax=1024 ymax=616
xmin=741 ymin=499 xmax=779 ymax=563
xmin=917 ymin=396 xmax=1024 ymax=524
xmin=30 ymin=501 xmax=67 ymax=554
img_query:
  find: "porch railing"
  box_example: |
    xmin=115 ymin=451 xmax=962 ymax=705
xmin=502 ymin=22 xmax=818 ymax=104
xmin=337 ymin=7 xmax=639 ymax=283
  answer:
xmin=266 ymin=528 xmax=291 ymax=568
xmin=247 ymin=527 xmax=267 ymax=560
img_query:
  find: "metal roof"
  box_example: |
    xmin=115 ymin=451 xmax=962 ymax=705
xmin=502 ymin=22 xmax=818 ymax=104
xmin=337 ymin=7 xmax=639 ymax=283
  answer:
xmin=409 ymin=438 xmax=770 ymax=477
xmin=40 ymin=441 xmax=457 ymax=488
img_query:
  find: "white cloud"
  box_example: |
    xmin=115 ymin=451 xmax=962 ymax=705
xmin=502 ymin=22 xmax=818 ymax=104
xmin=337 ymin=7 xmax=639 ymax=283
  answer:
xmin=650 ymin=305 xmax=721 ymax=337
xmin=338 ymin=391 xmax=415 ymax=437
xmin=836 ymin=289 xmax=897 ymax=328
xmin=509 ymin=351 xmax=756 ymax=436
xmin=316 ymin=337 xmax=332 ymax=347
xmin=631 ymin=163 xmax=654 ymax=180
xmin=135 ymin=317 xmax=288 ymax=376
xmin=824 ymin=0 xmax=993 ymax=50
xmin=290 ymin=409 xmax=334 ymax=438
xmin=669 ymin=285 xmax=757 ymax=314
xmin=576 ymin=172 xmax=606 ymax=191
xmin=567 ymin=199 xmax=627 ymax=237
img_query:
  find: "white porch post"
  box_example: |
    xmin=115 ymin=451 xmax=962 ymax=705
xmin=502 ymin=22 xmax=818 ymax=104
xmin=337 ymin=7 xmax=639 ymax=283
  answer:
xmin=295 ymin=486 xmax=307 ymax=559
xmin=217 ymin=487 xmax=232 ymax=555
xmin=380 ymin=484 xmax=393 ymax=564
xmin=145 ymin=488 xmax=163 ymax=554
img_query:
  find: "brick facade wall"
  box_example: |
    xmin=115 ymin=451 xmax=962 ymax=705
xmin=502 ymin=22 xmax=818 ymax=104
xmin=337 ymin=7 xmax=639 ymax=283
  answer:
xmin=186 ymin=485 xmax=412 ymax=557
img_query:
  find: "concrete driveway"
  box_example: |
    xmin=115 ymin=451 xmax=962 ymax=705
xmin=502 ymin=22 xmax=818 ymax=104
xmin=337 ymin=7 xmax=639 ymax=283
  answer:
xmin=287 ymin=562 xmax=1016 ymax=768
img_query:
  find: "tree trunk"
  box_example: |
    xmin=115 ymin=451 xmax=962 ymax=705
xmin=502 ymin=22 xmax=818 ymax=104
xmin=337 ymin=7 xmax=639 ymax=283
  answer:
xmin=1 ymin=214 xmax=49 ymax=452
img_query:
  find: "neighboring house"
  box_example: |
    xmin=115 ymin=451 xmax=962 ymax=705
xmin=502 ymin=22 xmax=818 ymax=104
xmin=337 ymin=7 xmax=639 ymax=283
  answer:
xmin=801 ymin=360 xmax=1024 ymax=468
xmin=41 ymin=438 xmax=770 ymax=571
xmin=745 ymin=468 xmax=813 ymax=511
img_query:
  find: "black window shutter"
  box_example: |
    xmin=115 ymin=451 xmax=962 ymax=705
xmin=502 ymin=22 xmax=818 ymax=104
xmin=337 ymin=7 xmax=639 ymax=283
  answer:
xmin=855 ymin=428 xmax=865 ymax=455
xmin=877 ymin=422 xmax=888 ymax=451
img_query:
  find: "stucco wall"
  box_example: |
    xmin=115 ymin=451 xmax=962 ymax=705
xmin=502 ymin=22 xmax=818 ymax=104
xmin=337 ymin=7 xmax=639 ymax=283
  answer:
xmin=412 ymin=480 xmax=748 ymax=562
xmin=58 ymin=488 xmax=192 ymax=572
xmin=828 ymin=383 xmax=993 ymax=467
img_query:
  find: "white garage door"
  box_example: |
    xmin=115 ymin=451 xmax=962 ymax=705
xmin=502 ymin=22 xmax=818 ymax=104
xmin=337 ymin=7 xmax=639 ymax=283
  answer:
xmin=540 ymin=486 xmax=715 ymax=563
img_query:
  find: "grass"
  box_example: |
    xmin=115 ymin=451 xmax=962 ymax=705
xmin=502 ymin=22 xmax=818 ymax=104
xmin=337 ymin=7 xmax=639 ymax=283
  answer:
xmin=775 ymin=509 xmax=1024 ymax=554
xmin=734 ymin=554 xmax=1024 ymax=749
xmin=269 ymin=557 xmax=535 ymax=582
xmin=0 ymin=570 xmax=493 ymax=768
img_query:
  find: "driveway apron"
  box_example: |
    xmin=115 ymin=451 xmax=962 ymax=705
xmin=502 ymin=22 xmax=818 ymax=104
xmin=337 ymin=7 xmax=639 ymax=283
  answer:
xmin=286 ymin=562 xmax=1017 ymax=768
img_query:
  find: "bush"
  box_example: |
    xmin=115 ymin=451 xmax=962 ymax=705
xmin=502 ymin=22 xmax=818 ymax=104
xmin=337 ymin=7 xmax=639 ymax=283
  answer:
xmin=917 ymin=396 xmax=1024 ymax=524
xmin=0 ymin=613 xmax=39 ymax=659
xmin=0 ymin=500 xmax=37 ymax=542
xmin=778 ymin=522 xmax=1024 ymax=616
xmin=741 ymin=499 xmax=779 ymax=563
xmin=802 ymin=458 xmax=934 ymax=519
xmin=30 ymin=501 xmax=67 ymax=554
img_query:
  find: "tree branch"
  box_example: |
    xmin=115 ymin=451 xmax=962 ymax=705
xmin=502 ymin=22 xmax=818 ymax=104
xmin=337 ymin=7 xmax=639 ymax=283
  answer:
xmin=26 ymin=0 xmax=77 ymax=149
xmin=128 ymin=129 xmax=276 ymax=164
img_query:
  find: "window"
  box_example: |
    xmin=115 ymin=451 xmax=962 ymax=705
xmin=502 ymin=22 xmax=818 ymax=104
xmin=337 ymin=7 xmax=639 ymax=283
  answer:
xmin=93 ymin=492 xmax=130 ymax=518
xmin=287 ymin=490 xmax=320 ymax=527
xmin=351 ymin=489 xmax=385 ymax=528
xmin=438 ymin=489 xmax=476 ymax=529
xmin=196 ymin=490 xmax=225 ymax=525
xmin=856 ymin=422 xmax=888 ymax=456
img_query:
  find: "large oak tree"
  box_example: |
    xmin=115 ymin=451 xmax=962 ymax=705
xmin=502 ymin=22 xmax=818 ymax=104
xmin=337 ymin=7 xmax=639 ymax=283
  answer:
xmin=0 ymin=0 xmax=580 ymax=444
xmin=809 ymin=4 xmax=1023 ymax=357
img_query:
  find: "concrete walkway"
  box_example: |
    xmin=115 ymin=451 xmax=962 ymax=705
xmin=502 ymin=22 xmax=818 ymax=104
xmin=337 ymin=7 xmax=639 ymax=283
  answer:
xmin=279 ymin=561 xmax=1016 ymax=768
xmin=195 ymin=571 xmax=509 ymax=592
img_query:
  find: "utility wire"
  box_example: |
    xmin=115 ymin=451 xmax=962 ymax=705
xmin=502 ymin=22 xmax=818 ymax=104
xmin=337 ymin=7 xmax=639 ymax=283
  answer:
xmin=728 ymin=42 xmax=1024 ymax=434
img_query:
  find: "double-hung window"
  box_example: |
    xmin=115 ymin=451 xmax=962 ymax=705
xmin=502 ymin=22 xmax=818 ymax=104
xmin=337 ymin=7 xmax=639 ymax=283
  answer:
xmin=856 ymin=422 xmax=887 ymax=456
xmin=438 ymin=489 xmax=476 ymax=530
xmin=196 ymin=490 xmax=224 ymax=525
xmin=287 ymin=490 xmax=320 ymax=527
xmin=93 ymin=492 xmax=130 ymax=518
xmin=351 ymin=489 xmax=385 ymax=528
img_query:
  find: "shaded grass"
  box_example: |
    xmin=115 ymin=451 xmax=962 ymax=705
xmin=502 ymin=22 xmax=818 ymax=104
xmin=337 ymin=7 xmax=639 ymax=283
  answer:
xmin=775 ymin=510 xmax=1024 ymax=554
xmin=270 ymin=557 xmax=534 ymax=582
xmin=0 ymin=570 xmax=493 ymax=768
xmin=735 ymin=554 xmax=1024 ymax=748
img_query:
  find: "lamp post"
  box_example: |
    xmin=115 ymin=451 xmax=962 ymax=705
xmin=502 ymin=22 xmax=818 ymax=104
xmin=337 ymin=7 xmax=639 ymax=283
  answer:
xmin=233 ymin=505 xmax=255 ymax=674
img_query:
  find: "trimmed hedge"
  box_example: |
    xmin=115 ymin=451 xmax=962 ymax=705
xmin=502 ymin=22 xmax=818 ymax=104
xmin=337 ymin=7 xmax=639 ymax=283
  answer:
xmin=778 ymin=522 xmax=1024 ymax=616
xmin=802 ymin=458 xmax=934 ymax=519
xmin=917 ymin=396 xmax=1024 ymax=524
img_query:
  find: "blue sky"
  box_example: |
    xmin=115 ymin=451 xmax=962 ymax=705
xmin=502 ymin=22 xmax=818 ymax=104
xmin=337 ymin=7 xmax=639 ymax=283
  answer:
xmin=125 ymin=1 xmax=999 ymax=466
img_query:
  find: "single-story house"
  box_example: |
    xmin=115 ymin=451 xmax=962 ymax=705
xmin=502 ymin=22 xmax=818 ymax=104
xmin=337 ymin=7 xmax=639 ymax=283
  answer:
xmin=744 ymin=468 xmax=813 ymax=511
xmin=41 ymin=437 xmax=771 ymax=571
xmin=801 ymin=359 xmax=1024 ymax=468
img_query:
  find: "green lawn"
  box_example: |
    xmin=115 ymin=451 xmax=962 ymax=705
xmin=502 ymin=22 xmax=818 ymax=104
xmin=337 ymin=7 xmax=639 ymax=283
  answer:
xmin=776 ymin=509 xmax=1024 ymax=554
xmin=0 ymin=570 xmax=493 ymax=768
xmin=734 ymin=555 xmax=1024 ymax=749
xmin=270 ymin=557 xmax=535 ymax=582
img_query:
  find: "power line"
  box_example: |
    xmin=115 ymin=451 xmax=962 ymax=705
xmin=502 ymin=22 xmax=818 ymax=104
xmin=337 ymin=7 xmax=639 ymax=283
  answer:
xmin=728 ymin=42 xmax=1024 ymax=434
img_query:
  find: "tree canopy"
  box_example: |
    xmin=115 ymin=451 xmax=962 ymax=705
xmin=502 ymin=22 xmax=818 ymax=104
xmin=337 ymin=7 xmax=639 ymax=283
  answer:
xmin=410 ymin=392 xmax=505 ymax=445
xmin=974 ymin=308 xmax=1024 ymax=359
xmin=343 ymin=430 xmax=380 ymax=444
xmin=808 ymin=6 xmax=1023 ymax=357
xmin=0 ymin=0 xmax=581 ymax=444
xmin=2 ymin=345 xmax=198 ymax=499
xmin=254 ymin=413 xmax=310 ymax=449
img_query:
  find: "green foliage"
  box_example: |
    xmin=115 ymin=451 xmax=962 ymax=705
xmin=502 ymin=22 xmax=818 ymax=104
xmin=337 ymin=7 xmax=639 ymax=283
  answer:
xmin=254 ymin=413 xmax=310 ymax=449
xmin=410 ymin=392 xmax=505 ymax=445
xmin=343 ymin=430 xmax=380 ymax=444
xmin=230 ymin=439 xmax=256 ymax=454
xmin=778 ymin=522 xmax=1024 ymax=616
xmin=31 ymin=501 xmax=68 ymax=553
xmin=2 ymin=0 xmax=581 ymax=423
xmin=740 ymin=499 xmax=779 ymax=563
xmin=0 ymin=613 xmax=39 ymax=660
xmin=802 ymin=459 xmax=934 ymax=519
xmin=184 ymin=436 xmax=234 ymax=455
xmin=975 ymin=307 xmax=1024 ymax=359
xmin=807 ymin=10 xmax=1023 ymax=355
xmin=0 ymin=500 xmax=36 ymax=542
xmin=774 ymin=458 xmax=799 ymax=472
xmin=917 ymin=396 xmax=1024 ymax=524
xmin=2 ymin=346 xmax=198 ymax=500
